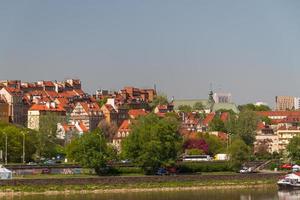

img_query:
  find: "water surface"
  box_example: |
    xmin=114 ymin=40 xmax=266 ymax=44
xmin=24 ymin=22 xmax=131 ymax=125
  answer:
xmin=0 ymin=188 xmax=299 ymax=200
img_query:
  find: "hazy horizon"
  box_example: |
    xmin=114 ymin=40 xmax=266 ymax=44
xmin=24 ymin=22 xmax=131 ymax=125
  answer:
xmin=1 ymin=1 xmax=300 ymax=106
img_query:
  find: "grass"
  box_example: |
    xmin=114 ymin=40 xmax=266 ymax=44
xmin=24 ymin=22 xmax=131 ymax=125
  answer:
xmin=0 ymin=177 xmax=278 ymax=193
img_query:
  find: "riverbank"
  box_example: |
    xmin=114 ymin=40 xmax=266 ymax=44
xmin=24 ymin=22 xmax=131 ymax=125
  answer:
xmin=0 ymin=173 xmax=283 ymax=195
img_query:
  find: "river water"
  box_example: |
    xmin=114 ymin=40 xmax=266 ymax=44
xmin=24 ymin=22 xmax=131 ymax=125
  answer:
xmin=0 ymin=188 xmax=299 ymax=200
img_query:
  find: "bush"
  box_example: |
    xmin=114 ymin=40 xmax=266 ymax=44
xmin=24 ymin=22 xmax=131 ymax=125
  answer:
xmin=176 ymin=161 xmax=232 ymax=173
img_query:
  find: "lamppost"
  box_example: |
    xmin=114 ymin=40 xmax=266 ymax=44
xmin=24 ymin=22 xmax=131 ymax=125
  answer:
xmin=5 ymin=132 xmax=7 ymax=165
xmin=22 ymin=131 xmax=26 ymax=164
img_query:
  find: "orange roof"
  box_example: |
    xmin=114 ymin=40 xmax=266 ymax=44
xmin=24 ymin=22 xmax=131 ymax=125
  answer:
xmin=257 ymin=111 xmax=300 ymax=117
xmin=118 ymin=120 xmax=131 ymax=132
xmin=128 ymin=109 xmax=148 ymax=119
xmin=43 ymin=81 xmax=55 ymax=87
xmin=79 ymin=102 xmax=101 ymax=113
xmin=203 ymin=113 xmax=216 ymax=126
xmin=29 ymin=103 xmax=65 ymax=112
xmin=79 ymin=123 xmax=88 ymax=132
xmin=4 ymin=87 xmax=22 ymax=95
xmin=220 ymin=112 xmax=229 ymax=122
xmin=103 ymin=104 xmax=117 ymax=113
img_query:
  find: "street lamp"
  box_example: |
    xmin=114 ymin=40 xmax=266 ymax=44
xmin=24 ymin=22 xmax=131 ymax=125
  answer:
xmin=5 ymin=132 xmax=7 ymax=165
xmin=22 ymin=131 xmax=26 ymax=164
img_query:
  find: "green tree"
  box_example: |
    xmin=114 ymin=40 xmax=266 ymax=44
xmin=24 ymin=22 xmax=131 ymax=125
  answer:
xmin=209 ymin=116 xmax=226 ymax=132
xmin=178 ymin=105 xmax=192 ymax=113
xmin=235 ymin=110 xmax=259 ymax=146
xmin=238 ymin=103 xmax=271 ymax=112
xmin=97 ymin=97 xmax=108 ymax=107
xmin=122 ymin=114 xmax=182 ymax=174
xmin=261 ymin=116 xmax=272 ymax=125
xmin=150 ymin=95 xmax=169 ymax=110
xmin=0 ymin=122 xmax=37 ymax=163
xmin=204 ymin=134 xmax=226 ymax=156
xmin=66 ymin=129 xmax=114 ymax=175
xmin=228 ymin=138 xmax=250 ymax=170
xmin=193 ymin=102 xmax=204 ymax=112
xmin=287 ymin=136 xmax=300 ymax=162
xmin=36 ymin=112 xmax=65 ymax=160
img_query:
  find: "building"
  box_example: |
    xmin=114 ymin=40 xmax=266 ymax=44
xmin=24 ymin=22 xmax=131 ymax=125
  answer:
xmin=0 ymin=99 xmax=9 ymax=123
xmin=276 ymin=96 xmax=295 ymax=111
xmin=57 ymin=121 xmax=88 ymax=143
xmin=113 ymin=120 xmax=131 ymax=152
xmin=213 ymin=93 xmax=232 ymax=103
xmin=0 ymin=87 xmax=26 ymax=125
xmin=70 ymin=102 xmax=102 ymax=132
xmin=277 ymin=126 xmax=300 ymax=151
xmin=27 ymin=101 xmax=66 ymax=130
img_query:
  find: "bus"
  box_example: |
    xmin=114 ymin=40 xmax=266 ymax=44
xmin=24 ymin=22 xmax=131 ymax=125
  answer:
xmin=182 ymin=155 xmax=212 ymax=162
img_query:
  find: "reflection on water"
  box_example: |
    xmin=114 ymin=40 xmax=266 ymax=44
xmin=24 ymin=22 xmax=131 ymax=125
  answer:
xmin=1 ymin=188 xmax=300 ymax=200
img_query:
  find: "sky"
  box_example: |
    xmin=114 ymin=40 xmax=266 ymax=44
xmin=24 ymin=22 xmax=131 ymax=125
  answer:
xmin=0 ymin=0 xmax=300 ymax=106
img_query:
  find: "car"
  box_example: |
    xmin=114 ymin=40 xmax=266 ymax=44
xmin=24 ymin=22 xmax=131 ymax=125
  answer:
xmin=156 ymin=168 xmax=168 ymax=176
xmin=239 ymin=167 xmax=253 ymax=173
xmin=43 ymin=160 xmax=56 ymax=165
xmin=281 ymin=164 xmax=293 ymax=170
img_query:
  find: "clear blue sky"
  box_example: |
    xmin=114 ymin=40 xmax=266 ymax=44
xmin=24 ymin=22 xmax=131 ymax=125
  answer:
xmin=1 ymin=0 xmax=300 ymax=106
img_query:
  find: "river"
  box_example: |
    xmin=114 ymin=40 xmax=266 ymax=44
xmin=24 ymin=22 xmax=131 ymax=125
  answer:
xmin=0 ymin=188 xmax=299 ymax=200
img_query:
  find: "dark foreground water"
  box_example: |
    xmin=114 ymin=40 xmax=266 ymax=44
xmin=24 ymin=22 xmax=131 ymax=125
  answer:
xmin=1 ymin=188 xmax=299 ymax=200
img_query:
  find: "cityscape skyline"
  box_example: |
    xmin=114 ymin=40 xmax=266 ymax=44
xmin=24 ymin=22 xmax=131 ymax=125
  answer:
xmin=1 ymin=1 xmax=300 ymax=106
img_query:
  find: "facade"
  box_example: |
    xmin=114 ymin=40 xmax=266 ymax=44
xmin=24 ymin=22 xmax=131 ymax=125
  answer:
xmin=57 ymin=121 xmax=88 ymax=143
xmin=113 ymin=120 xmax=131 ymax=152
xmin=0 ymin=99 xmax=9 ymax=123
xmin=0 ymin=87 xmax=26 ymax=125
xmin=27 ymin=101 xmax=66 ymax=130
xmin=276 ymin=96 xmax=295 ymax=111
xmin=277 ymin=126 xmax=300 ymax=151
xmin=70 ymin=102 xmax=102 ymax=132
xmin=213 ymin=93 xmax=232 ymax=103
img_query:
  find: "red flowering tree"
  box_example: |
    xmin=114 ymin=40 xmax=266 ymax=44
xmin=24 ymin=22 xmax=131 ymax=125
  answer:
xmin=183 ymin=138 xmax=209 ymax=154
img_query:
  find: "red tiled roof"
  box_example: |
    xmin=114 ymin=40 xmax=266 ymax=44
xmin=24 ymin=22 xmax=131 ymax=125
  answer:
xmin=43 ymin=81 xmax=55 ymax=87
xmin=128 ymin=109 xmax=148 ymax=119
xmin=79 ymin=102 xmax=101 ymax=113
xmin=118 ymin=120 xmax=131 ymax=132
xmin=257 ymin=111 xmax=300 ymax=117
xmin=29 ymin=103 xmax=65 ymax=112
xmin=203 ymin=113 xmax=216 ymax=126
xmin=220 ymin=112 xmax=229 ymax=122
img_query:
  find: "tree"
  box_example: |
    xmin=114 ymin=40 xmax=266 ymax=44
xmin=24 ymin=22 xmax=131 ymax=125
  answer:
xmin=122 ymin=114 xmax=182 ymax=174
xmin=235 ymin=110 xmax=259 ymax=146
xmin=97 ymin=97 xmax=108 ymax=107
xmin=98 ymin=119 xmax=118 ymax=142
xmin=228 ymin=138 xmax=250 ymax=170
xmin=35 ymin=112 xmax=65 ymax=160
xmin=66 ymin=129 xmax=114 ymax=175
xmin=254 ymin=139 xmax=272 ymax=160
xmin=178 ymin=105 xmax=192 ymax=113
xmin=204 ymin=134 xmax=226 ymax=156
xmin=150 ymin=95 xmax=169 ymax=110
xmin=287 ymin=136 xmax=300 ymax=162
xmin=209 ymin=116 xmax=226 ymax=132
xmin=0 ymin=122 xmax=37 ymax=163
xmin=238 ymin=103 xmax=271 ymax=112
xmin=183 ymin=138 xmax=209 ymax=154
xmin=261 ymin=116 xmax=272 ymax=125
xmin=193 ymin=102 xmax=204 ymax=112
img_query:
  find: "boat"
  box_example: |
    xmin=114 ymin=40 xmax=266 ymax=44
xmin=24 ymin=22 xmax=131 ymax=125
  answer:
xmin=278 ymin=172 xmax=300 ymax=190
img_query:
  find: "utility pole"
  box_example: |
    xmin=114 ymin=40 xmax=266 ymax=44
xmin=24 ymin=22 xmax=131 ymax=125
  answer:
xmin=22 ymin=132 xmax=25 ymax=164
xmin=5 ymin=133 xmax=7 ymax=165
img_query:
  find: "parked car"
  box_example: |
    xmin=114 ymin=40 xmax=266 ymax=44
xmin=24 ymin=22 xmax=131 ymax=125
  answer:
xmin=281 ymin=164 xmax=293 ymax=170
xmin=239 ymin=167 xmax=253 ymax=173
xmin=156 ymin=168 xmax=168 ymax=176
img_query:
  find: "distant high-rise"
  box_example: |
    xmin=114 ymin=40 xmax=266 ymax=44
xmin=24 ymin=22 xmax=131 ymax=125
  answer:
xmin=275 ymin=96 xmax=295 ymax=111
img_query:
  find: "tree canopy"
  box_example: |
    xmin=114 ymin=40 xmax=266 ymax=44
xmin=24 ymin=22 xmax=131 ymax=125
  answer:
xmin=238 ymin=103 xmax=271 ymax=112
xmin=66 ymin=129 xmax=115 ymax=175
xmin=121 ymin=114 xmax=182 ymax=174
xmin=228 ymin=138 xmax=250 ymax=170
xmin=178 ymin=105 xmax=192 ymax=113
xmin=287 ymin=136 xmax=300 ymax=162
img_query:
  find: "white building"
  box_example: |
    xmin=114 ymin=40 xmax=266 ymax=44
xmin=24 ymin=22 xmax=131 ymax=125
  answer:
xmin=213 ymin=93 xmax=232 ymax=103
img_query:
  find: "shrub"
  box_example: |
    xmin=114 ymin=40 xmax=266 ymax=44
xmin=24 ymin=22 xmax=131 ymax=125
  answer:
xmin=176 ymin=161 xmax=232 ymax=173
